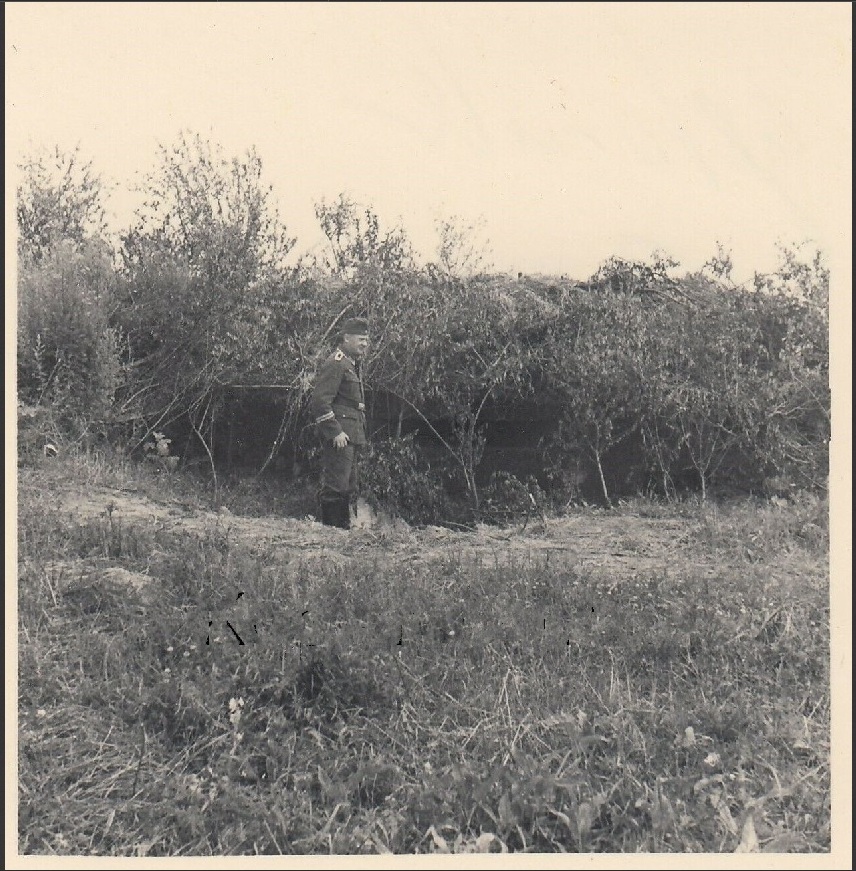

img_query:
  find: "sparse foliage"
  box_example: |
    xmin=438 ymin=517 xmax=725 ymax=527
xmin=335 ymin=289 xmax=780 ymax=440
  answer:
xmin=123 ymin=132 xmax=295 ymax=287
xmin=314 ymin=194 xmax=414 ymax=275
xmin=701 ymin=241 xmax=735 ymax=284
xmin=430 ymin=214 xmax=494 ymax=279
xmin=16 ymin=144 xmax=110 ymax=263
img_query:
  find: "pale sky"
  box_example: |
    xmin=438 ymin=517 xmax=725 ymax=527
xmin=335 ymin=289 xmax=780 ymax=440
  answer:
xmin=5 ymin=2 xmax=852 ymax=283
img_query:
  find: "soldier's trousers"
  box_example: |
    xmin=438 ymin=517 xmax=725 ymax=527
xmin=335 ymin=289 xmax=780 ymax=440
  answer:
xmin=319 ymin=442 xmax=362 ymax=498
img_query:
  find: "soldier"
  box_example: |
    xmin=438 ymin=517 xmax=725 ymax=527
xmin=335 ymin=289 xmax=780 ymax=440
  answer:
xmin=309 ymin=317 xmax=369 ymax=528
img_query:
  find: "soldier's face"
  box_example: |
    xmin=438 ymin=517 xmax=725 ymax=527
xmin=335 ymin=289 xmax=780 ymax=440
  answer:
xmin=342 ymin=333 xmax=369 ymax=358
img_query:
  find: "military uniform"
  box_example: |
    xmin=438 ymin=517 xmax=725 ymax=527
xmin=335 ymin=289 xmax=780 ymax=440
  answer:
xmin=310 ymin=327 xmax=368 ymax=528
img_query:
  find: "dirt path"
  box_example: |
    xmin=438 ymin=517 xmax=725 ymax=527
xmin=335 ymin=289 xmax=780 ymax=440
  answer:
xmin=48 ymin=483 xmax=698 ymax=582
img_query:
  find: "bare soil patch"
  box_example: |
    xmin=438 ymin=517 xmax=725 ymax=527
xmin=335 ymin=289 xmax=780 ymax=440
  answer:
xmin=49 ymin=483 xmax=707 ymax=583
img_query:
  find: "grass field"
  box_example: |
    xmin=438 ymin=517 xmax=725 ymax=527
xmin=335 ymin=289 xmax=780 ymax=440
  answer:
xmin=14 ymin=452 xmax=833 ymax=856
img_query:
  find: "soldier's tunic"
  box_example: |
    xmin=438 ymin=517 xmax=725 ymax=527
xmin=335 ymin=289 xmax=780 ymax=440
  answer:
xmin=309 ymin=348 xmax=367 ymax=498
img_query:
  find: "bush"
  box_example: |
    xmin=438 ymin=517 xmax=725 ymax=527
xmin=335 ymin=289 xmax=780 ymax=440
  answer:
xmin=481 ymin=471 xmax=547 ymax=526
xmin=17 ymin=240 xmax=124 ymax=439
xmin=359 ymin=433 xmax=451 ymax=526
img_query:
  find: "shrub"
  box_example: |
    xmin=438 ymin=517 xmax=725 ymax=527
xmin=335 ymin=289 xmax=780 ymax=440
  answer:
xmin=359 ymin=433 xmax=450 ymax=526
xmin=481 ymin=471 xmax=547 ymax=526
xmin=17 ymin=240 xmax=124 ymax=440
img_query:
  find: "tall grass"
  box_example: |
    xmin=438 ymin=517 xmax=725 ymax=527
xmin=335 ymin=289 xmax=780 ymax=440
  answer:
xmin=16 ymin=459 xmax=830 ymax=855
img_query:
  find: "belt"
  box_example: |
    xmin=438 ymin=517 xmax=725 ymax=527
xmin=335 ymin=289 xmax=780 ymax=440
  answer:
xmin=333 ymin=400 xmax=365 ymax=412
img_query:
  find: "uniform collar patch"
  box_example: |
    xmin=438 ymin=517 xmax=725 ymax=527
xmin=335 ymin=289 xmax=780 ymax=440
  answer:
xmin=334 ymin=349 xmax=359 ymax=367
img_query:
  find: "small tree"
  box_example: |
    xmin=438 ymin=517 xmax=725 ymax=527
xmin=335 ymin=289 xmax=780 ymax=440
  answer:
xmin=543 ymin=289 xmax=649 ymax=506
xmin=123 ymin=131 xmax=295 ymax=289
xmin=640 ymin=291 xmax=778 ymax=500
xmin=16 ymin=144 xmax=110 ymax=263
xmin=748 ymin=245 xmax=830 ymax=491
xmin=117 ymin=132 xmax=298 ymax=466
xmin=314 ymin=194 xmax=414 ymax=275
xmin=430 ymin=214 xmax=494 ymax=280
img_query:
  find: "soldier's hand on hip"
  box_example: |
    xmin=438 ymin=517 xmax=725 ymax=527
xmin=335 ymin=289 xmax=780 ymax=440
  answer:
xmin=333 ymin=432 xmax=350 ymax=450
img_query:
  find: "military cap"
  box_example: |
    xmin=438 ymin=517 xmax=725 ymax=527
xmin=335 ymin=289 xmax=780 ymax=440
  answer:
xmin=339 ymin=317 xmax=369 ymax=335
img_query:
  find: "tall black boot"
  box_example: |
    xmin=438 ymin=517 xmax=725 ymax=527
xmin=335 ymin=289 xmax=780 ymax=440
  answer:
xmin=319 ymin=498 xmax=338 ymax=527
xmin=333 ymin=495 xmax=352 ymax=529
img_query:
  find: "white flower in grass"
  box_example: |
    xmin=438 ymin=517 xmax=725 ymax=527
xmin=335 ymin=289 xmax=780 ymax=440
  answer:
xmin=704 ymin=752 xmax=722 ymax=768
xmin=228 ymin=697 xmax=244 ymax=727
